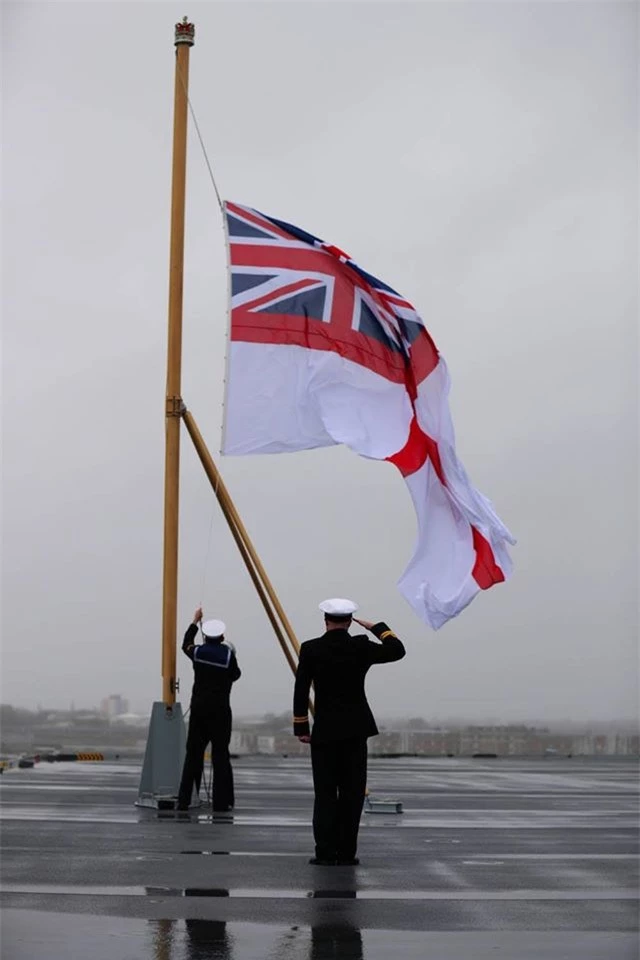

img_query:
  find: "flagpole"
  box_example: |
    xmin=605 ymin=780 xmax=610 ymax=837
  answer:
xmin=161 ymin=17 xmax=195 ymax=706
xmin=135 ymin=17 xmax=196 ymax=808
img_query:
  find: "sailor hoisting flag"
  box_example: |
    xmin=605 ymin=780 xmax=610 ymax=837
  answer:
xmin=221 ymin=202 xmax=515 ymax=629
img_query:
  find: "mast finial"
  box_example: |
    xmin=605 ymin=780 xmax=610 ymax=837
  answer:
xmin=174 ymin=16 xmax=195 ymax=47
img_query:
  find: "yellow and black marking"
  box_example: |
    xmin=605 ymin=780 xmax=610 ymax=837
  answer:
xmin=380 ymin=630 xmax=397 ymax=640
xmin=293 ymin=715 xmax=309 ymax=722
xmin=76 ymin=752 xmax=105 ymax=762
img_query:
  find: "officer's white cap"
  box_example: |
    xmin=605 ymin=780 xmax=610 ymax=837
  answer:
xmin=201 ymin=619 xmax=226 ymax=638
xmin=319 ymin=598 xmax=358 ymax=616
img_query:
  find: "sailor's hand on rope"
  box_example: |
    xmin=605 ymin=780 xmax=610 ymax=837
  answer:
xmin=353 ymin=617 xmax=374 ymax=631
xmin=193 ymin=606 xmax=203 ymax=624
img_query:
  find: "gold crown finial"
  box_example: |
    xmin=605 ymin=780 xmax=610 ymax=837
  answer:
xmin=174 ymin=17 xmax=195 ymax=47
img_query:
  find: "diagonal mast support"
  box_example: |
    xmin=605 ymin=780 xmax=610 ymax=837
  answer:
xmin=182 ymin=408 xmax=312 ymax=712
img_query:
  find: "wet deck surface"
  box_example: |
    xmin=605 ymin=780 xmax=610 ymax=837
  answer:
xmin=1 ymin=756 xmax=638 ymax=958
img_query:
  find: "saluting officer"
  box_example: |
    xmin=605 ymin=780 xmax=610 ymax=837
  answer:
xmin=177 ymin=607 xmax=241 ymax=812
xmin=293 ymin=598 xmax=406 ymax=865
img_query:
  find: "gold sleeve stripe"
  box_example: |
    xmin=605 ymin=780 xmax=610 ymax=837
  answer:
xmin=380 ymin=630 xmax=396 ymax=640
xmin=293 ymin=715 xmax=309 ymax=721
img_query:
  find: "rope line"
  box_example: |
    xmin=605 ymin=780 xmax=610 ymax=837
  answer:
xmin=198 ymin=466 xmax=222 ymax=648
xmin=177 ymin=58 xmax=224 ymax=211
xmin=198 ymin=493 xmax=217 ymax=608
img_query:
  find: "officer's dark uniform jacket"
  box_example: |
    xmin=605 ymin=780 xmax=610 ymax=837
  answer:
xmin=292 ymin=622 xmax=405 ymax=742
xmin=182 ymin=623 xmax=241 ymax=702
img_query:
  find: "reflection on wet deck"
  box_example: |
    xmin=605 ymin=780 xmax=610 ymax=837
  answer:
xmin=2 ymin=912 xmax=637 ymax=960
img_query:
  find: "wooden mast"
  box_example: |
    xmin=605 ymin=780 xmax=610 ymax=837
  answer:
xmin=137 ymin=18 xmax=306 ymax=809
xmin=161 ymin=17 xmax=194 ymax=706
xmin=159 ymin=19 xmax=302 ymax=710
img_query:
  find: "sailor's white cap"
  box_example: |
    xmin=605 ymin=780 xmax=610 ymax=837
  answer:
xmin=201 ymin=618 xmax=226 ymax=638
xmin=319 ymin=598 xmax=358 ymax=616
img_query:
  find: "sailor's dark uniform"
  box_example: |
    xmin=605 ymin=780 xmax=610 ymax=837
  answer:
xmin=293 ymin=621 xmax=405 ymax=862
xmin=178 ymin=623 xmax=241 ymax=811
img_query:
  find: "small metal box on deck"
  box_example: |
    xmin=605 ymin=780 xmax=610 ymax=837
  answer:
xmin=364 ymin=796 xmax=403 ymax=814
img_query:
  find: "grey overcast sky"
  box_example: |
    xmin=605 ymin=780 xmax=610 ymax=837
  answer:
xmin=2 ymin=2 xmax=637 ymax=723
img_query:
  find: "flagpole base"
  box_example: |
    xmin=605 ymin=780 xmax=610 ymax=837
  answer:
xmin=135 ymin=701 xmax=188 ymax=809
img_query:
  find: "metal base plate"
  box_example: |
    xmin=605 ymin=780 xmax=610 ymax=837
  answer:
xmin=135 ymin=701 xmax=187 ymax=809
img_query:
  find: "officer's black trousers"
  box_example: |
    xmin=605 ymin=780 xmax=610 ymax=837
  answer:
xmin=178 ymin=703 xmax=234 ymax=811
xmin=310 ymin=737 xmax=368 ymax=860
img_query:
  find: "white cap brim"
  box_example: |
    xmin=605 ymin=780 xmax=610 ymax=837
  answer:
xmin=319 ymin=598 xmax=358 ymax=616
xmin=201 ymin=619 xmax=226 ymax=637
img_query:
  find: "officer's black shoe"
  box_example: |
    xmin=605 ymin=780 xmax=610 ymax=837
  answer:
xmin=308 ymin=857 xmax=336 ymax=865
xmin=336 ymin=858 xmax=360 ymax=866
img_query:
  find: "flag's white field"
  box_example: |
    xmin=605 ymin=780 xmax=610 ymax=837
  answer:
xmin=222 ymin=202 xmax=514 ymax=628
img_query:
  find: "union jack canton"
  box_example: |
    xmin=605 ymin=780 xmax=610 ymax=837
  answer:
xmin=224 ymin=201 xmax=438 ymax=395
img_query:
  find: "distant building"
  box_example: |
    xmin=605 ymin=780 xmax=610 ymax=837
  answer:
xmin=110 ymin=713 xmax=148 ymax=728
xmin=100 ymin=695 xmax=129 ymax=719
xmin=573 ymin=734 xmax=639 ymax=756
